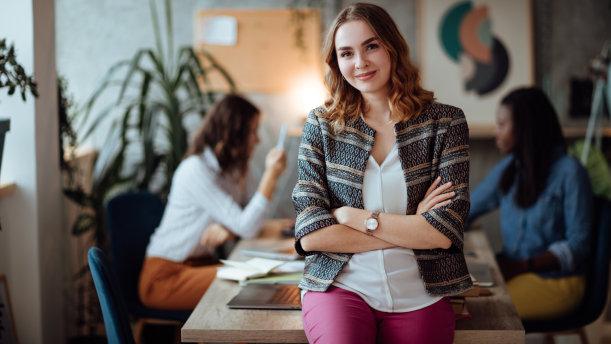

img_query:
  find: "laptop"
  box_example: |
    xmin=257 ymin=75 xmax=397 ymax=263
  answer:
xmin=227 ymin=284 xmax=301 ymax=310
xmin=467 ymin=261 xmax=495 ymax=287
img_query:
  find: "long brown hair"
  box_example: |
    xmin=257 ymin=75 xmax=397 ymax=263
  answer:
xmin=187 ymin=94 xmax=259 ymax=178
xmin=322 ymin=2 xmax=434 ymax=131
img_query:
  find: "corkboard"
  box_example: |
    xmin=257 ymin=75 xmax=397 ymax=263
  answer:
xmin=194 ymin=9 xmax=322 ymax=93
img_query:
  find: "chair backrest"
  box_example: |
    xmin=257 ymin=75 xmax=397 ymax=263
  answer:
xmin=578 ymin=196 xmax=611 ymax=322
xmin=105 ymin=191 xmax=165 ymax=313
xmin=88 ymin=247 xmax=135 ymax=344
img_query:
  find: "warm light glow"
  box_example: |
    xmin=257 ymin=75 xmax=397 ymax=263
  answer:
xmin=289 ymin=72 xmax=327 ymax=120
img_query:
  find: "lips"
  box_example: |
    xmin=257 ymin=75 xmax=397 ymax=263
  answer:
xmin=355 ymin=70 xmax=377 ymax=80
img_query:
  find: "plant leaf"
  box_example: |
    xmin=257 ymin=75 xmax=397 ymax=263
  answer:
xmin=164 ymin=0 xmax=174 ymax=68
xmin=117 ymin=50 xmax=146 ymax=104
xmin=72 ymin=213 xmax=96 ymax=236
xmin=63 ymin=188 xmax=94 ymax=207
xmin=148 ymin=0 xmax=165 ymax=69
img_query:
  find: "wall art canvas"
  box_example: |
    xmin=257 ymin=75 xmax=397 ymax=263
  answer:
xmin=418 ymin=0 xmax=534 ymax=127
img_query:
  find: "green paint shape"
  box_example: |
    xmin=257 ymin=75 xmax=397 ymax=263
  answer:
xmin=439 ymin=1 xmax=473 ymax=62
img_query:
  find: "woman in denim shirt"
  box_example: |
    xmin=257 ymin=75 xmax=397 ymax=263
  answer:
xmin=469 ymin=87 xmax=593 ymax=320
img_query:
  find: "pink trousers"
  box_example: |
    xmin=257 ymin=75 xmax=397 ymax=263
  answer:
xmin=302 ymin=286 xmax=455 ymax=344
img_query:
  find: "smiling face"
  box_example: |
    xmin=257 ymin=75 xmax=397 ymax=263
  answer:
xmin=334 ymin=20 xmax=392 ymax=98
xmin=495 ymin=104 xmax=515 ymax=154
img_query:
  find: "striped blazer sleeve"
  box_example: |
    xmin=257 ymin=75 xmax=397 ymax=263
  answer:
xmin=421 ymin=109 xmax=470 ymax=250
xmin=292 ymin=110 xmax=339 ymax=244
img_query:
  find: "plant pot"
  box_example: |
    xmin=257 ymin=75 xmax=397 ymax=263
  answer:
xmin=0 ymin=118 xmax=9 ymax=181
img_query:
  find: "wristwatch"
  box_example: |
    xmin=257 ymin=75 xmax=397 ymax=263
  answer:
xmin=364 ymin=211 xmax=381 ymax=235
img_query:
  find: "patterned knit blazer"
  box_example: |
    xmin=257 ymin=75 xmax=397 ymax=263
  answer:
xmin=292 ymin=102 xmax=473 ymax=296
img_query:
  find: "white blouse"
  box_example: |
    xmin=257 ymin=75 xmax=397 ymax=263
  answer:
xmin=146 ymin=147 xmax=269 ymax=262
xmin=332 ymin=144 xmax=441 ymax=312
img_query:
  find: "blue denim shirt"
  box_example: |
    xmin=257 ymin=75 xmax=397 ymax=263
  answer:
xmin=468 ymin=154 xmax=593 ymax=277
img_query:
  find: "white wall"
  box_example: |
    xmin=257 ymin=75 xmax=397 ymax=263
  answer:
xmin=0 ymin=0 xmax=64 ymax=343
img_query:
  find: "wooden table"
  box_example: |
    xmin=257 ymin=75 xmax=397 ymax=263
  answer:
xmin=182 ymin=230 xmax=525 ymax=343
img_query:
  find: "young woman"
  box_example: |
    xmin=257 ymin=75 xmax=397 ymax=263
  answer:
xmin=139 ymin=94 xmax=287 ymax=310
xmin=292 ymin=3 xmax=472 ymax=343
xmin=468 ymin=87 xmax=593 ymax=320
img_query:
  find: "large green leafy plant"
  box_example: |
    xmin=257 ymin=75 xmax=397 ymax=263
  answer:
xmin=62 ymin=1 xmax=234 ymax=337
xmin=65 ymin=0 xmax=235 ymax=244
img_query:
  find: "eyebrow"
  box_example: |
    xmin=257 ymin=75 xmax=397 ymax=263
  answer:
xmin=337 ymin=37 xmax=378 ymax=51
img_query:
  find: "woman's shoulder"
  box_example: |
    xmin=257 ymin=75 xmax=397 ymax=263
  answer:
xmin=177 ymin=154 xmax=201 ymax=169
xmin=174 ymin=154 xmax=216 ymax=181
xmin=304 ymin=105 xmax=337 ymax=133
xmin=171 ymin=156 xmax=200 ymax=181
xmin=306 ymin=105 xmax=328 ymax=122
xmin=553 ymin=154 xmax=589 ymax=178
xmin=492 ymin=155 xmax=514 ymax=174
xmin=546 ymin=154 xmax=593 ymax=197
xmin=420 ymin=101 xmax=465 ymax=121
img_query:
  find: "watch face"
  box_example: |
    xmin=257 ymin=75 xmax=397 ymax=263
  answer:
xmin=365 ymin=218 xmax=378 ymax=231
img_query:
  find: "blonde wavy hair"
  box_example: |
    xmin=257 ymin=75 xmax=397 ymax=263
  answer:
xmin=322 ymin=2 xmax=434 ymax=131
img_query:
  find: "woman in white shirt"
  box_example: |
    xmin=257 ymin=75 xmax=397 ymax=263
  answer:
xmin=293 ymin=3 xmax=469 ymax=343
xmin=139 ymin=94 xmax=286 ymax=310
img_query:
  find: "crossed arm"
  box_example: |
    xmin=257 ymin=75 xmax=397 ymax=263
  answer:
xmin=294 ymin=109 xmax=470 ymax=256
xmin=300 ymin=177 xmax=456 ymax=253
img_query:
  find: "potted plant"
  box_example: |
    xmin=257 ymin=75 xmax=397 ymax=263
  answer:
xmin=0 ymin=38 xmax=38 ymax=179
xmin=65 ymin=0 xmax=235 ymax=240
xmin=62 ymin=0 xmax=235 ymax=338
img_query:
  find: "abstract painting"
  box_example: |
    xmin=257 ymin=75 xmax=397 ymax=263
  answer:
xmin=419 ymin=0 xmax=533 ymax=126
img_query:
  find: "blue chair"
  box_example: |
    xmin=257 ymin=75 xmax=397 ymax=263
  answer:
xmin=105 ymin=191 xmax=191 ymax=339
xmin=522 ymin=197 xmax=611 ymax=343
xmin=88 ymin=247 xmax=135 ymax=344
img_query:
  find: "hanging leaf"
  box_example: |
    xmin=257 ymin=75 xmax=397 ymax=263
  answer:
xmin=63 ymin=188 xmax=94 ymax=207
xmin=0 ymin=39 xmax=38 ymax=102
xmin=72 ymin=213 xmax=97 ymax=236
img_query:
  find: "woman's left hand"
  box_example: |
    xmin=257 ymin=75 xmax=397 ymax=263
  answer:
xmin=417 ymin=177 xmax=455 ymax=215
